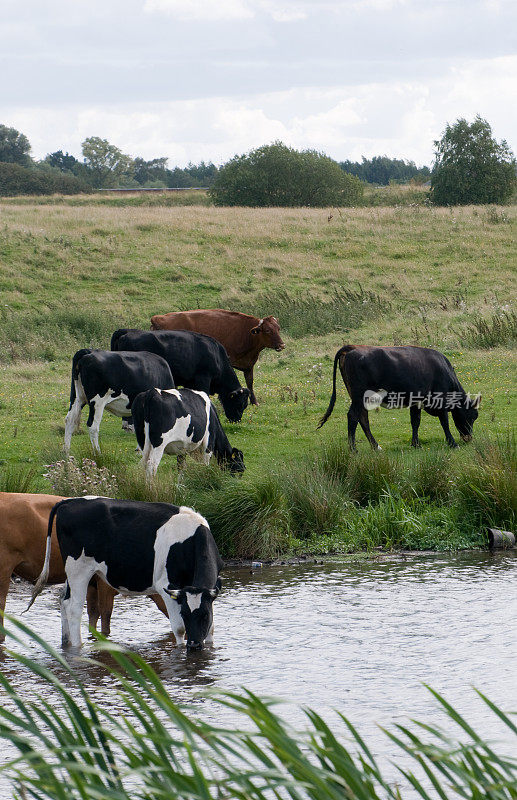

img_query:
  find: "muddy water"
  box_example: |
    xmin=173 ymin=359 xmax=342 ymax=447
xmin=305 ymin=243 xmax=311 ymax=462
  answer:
xmin=1 ymin=551 xmax=516 ymax=795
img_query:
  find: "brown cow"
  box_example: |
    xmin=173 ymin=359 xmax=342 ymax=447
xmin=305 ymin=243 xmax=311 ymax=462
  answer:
xmin=150 ymin=309 xmax=285 ymax=405
xmin=0 ymin=492 xmax=167 ymax=642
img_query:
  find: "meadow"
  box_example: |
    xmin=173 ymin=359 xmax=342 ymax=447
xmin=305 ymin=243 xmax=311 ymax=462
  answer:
xmin=0 ymin=194 xmax=515 ymax=557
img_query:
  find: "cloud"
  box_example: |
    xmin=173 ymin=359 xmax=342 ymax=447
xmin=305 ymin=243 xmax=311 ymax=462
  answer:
xmin=143 ymin=0 xmax=253 ymax=20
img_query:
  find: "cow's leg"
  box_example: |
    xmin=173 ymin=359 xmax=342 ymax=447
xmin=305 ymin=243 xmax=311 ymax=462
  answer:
xmin=0 ymin=567 xmax=13 ymax=643
xmin=358 ymin=408 xmax=381 ymax=450
xmin=122 ymin=415 xmax=134 ymax=433
xmin=86 ymin=580 xmax=100 ymax=631
xmin=61 ymin=574 xmax=91 ymax=647
xmin=437 ymin=410 xmax=457 ymax=448
xmin=347 ymin=404 xmax=361 ymax=451
xmin=64 ymin=398 xmax=84 ymax=452
xmin=96 ymin=581 xmax=116 ymax=637
xmin=87 ymin=398 xmax=108 ymax=453
xmin=159 ymin=591 xmax=186 ymax=645
xmin=410 ymin=406 xmax=422 ymax=447
xmin=243 ymin=367 xmax=258 ymax=405
xmin=205 ymin=622 xmax=214 ymax=645
xmin=146 ymin=443 xmax=166 ymax=478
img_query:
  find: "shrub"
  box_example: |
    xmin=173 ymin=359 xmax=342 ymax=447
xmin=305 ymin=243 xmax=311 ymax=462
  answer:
xmin=0 ymin=162 xmax=91 ymax=196
xmin=44 ymin=457 xmax=118 ymax=497
xmin=209 ymin=141 xmax=364 ymax=207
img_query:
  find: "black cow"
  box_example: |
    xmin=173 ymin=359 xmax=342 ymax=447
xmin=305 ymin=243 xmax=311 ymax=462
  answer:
xmin=111 ymin=329 xmax=250 ymax=423
xmin=28 ymin=497 xmax=223 ymax=650
xmin=65 ymin=349 xmax=175 ymax=453
xmin=318 ymin=344 xmax=481 ymax=449
xmin=132 ymin=388 xmax=245 ymax=477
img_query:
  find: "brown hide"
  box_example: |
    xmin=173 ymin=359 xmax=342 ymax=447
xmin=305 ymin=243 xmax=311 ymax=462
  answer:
xmin=150 ymin=309 xmax=285 ymax=404
xmin=0 ymin=492 xmax=167 ymax=642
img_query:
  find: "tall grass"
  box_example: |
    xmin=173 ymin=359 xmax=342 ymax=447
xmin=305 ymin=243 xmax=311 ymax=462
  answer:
xmin=463 ymin=309 xmax=517 ymax=348
xmin=244 ymin=287 xmax=388 ymax=338
xmin=0 ymin=462 xmax=38 ymax=493
xmin=0 ymin=619 xmax=515 ymax=800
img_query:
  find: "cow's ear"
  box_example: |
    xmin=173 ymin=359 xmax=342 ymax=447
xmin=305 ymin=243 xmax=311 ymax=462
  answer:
xmin=250 ymin=325 xmax=261 ymax=335
xmin=473 ymin=393 xmax=482 ymax=409
xmin=165 ymin=586 xmax=181 ymax=600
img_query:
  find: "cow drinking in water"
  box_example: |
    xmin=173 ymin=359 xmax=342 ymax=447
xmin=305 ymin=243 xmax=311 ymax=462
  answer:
xmin=318 ymin=345 xmax=480 ymax=449
xmin=131 ymin=388 xmax=245 ymax=478
xmin=28 ymin=497 xmax=223 ymax=650
xmin=150 ymin=309 xmax=285 ymax=405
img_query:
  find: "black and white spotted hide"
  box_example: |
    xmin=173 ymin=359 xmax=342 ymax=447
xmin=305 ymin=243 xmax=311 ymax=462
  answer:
xmin=65 ymin=349 xmax=175 ymax=453
xmin=28 ymin=497 xmax=223 ymax=649
xmin=131 ymin=388 xmax=245 ymax=478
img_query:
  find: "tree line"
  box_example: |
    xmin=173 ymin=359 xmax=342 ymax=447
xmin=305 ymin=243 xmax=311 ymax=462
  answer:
xmin=0 ymin=117 xmax=515 ymax=205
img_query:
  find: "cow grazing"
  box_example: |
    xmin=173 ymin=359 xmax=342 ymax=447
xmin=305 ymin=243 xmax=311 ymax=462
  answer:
xmin=65 ymin=349 xmax=175 ymax=452
xmin=318 ymin=345 xmax=480 ymax=449
xmin=150 ymin=309 xmax=285 ymax=405
xmin=111 ymin=329 xmax=250 ymax=422
xmin=0 ymin=492 xmax=164 ymax=641
xmin=29 ymin=497 xmax=222 ymax=650
xmin=132 ymin=388 xmax=245 ymax=478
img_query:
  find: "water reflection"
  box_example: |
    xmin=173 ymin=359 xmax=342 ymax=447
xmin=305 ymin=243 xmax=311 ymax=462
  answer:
xmin=1 ymin=551 xmax=516 ymax=797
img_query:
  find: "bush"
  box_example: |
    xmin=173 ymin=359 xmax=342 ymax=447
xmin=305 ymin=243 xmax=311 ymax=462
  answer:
xmin=209 ymin=141 xmax=364 ymax=207
xmin=0 ymin=162 xmax=91 ymax=196
xmin=430 ymin=116 xmax=516 ymax=205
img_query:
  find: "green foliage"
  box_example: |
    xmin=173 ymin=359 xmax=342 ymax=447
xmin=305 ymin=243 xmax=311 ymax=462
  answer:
xmin=0 ymin=162 xmax=91 ymax=196
xmin=341 ymin=155 xmax=430 ymax=185
xmin=0 ymin=462 xmax=38 ymax=493
xmin=81 ymin=136 xmax=133 ymax=188
xmin=463 ymin=309 xmax=517 ymax=348
xmin=1 ymin=620 xmax=516 ymax=800
xmin=210 ymin=141 xmax=364 ymax=207
xmin=430 ymin=116 xmax=516 ymax=205
xmin=0 ymin=124 xmax=31 ymax=165
xmin=44 ymin=149 xmax=80 ymax=173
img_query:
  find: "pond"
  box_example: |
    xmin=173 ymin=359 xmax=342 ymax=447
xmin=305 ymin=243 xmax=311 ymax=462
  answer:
xmin=1 ymin=550 xmax=516 ymax=795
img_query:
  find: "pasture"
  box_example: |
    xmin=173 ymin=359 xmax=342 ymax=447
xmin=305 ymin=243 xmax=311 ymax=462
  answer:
xmin=0 ymin=196 xmax=515 ymax=557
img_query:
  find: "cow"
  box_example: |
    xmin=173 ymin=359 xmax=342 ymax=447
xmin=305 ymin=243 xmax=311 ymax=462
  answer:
xmin=110 ymin=329 xmax=250 ymax=423
xmin=150 ymin=309 xmax=285 ymax=405
xmin=0 ymin=492 xmax=166 ymax=642
xmin=65 ymin=349 xmax=175 ymax=453
xmin=28 ymin=497 xmax=223 ymax=650
xmin=132 ymin=388 xmax=245 ymax=478
xmin=317 ymin=345 xmax=481 ymax=449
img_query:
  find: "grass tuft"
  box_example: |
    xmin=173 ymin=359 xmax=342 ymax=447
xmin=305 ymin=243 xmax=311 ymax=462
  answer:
xmin=463 ymin=309 xmax=517 ymax=348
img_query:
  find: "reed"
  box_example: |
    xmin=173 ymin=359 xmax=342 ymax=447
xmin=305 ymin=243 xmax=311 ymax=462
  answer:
xmin=0 ymin=618 xmax=515 ymax=800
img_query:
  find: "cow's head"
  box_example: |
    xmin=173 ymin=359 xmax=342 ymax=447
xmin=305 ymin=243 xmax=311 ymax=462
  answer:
xmin=166 ymin=578 xmax=222 ymax=651
xmin=250 ymin=316 xmax=285 ymax=352
xmin=222 ymin=386 xmax=250 ymax=422
xmin=226 ymin=447 xmax=245 ymax=474
xmin=451 ymin=394 xmax=481 ymax=442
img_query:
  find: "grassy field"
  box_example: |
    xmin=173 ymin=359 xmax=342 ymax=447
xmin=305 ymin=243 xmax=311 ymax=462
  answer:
xmin=0 ymin=194 xmax=515 ymax=556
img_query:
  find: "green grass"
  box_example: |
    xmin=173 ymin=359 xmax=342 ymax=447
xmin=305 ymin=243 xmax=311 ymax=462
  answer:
xmin=0 ymin=197 xmax=515 ymax=555
xmin=0 ymin=619 xmax=516 ymax=800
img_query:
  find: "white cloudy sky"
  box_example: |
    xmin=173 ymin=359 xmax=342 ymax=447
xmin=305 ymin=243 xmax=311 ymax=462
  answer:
xmin=2 ymin=0 xmax=516 ymax=167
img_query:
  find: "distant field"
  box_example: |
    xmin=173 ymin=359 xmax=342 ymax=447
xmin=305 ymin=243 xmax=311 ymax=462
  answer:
xmin=0 ymin=196 xmax=515 ymax=555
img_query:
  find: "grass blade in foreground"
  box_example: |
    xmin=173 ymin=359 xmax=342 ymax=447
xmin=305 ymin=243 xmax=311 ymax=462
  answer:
xmin=0 ymin=618 xmax=515 ymax=799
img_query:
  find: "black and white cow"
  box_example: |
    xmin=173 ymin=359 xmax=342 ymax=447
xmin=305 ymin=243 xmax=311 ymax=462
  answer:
xmin=65 ymin=349 xmax=175 ymax=452
xmin=28 ymin=497 xmax=223 ymax=650
xmin=131 ymin=388 xmax=245 ymax=477
xmin=111 ymin=329 xmax=250 ymax=423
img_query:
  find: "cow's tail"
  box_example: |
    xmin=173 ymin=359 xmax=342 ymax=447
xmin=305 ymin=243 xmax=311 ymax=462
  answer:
xmin=110 ymin=328 xmax=129 ymax=351
xmin=69 ymin=348 xmax=93 ymax=409
xmin=317 ymin=345 xmax=353 ymax=429
xmin=25 ymin=500 xmax=69 ymax=612
xmin=131 ymin=390 xmax=150 ymax=452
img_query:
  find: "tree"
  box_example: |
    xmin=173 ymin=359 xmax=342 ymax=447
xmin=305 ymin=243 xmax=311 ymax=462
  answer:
xmin=430 ymin=116 xmax=516 ymax=205
xmin=81 ymin=137 xmax=133 ymax=188
xmin=210 ymin=142 xmax=363 ymax=207
xmin=133 ymin=156 xmax=169 ymax=185
xmin=340 ymin=156 xmax=430 ymax=185
xmin=0 ymin=124 xmax=31 ymax=165
xmin=45 ymin=150 xmax=80 ymax=173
